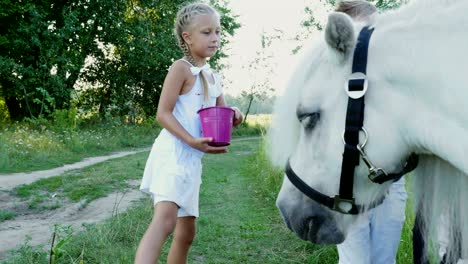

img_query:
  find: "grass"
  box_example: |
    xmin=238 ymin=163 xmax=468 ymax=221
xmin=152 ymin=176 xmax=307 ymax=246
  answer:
xmin=0 ymin=115 xmax=266 ymax=174
xmin=0 ymin=121 xmax=160 ymax=174
xmin=0 ymin=209 xmax=16 ymax=222
xmin=2 ymin=135 xmax=415 ymax=263
xmin=3 ymin=137 xmax=337 ymax=263
xmin=12 ymin=151 xmax=148 ymax=210
xmin=243 ymin=138 xmax=416 ymax=264
xmin=232 ymin=114 xmax=270 ymax=138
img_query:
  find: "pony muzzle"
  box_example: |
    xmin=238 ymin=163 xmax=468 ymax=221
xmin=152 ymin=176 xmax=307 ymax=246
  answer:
xmin=277 ymin=194 xmax=345 ymax=245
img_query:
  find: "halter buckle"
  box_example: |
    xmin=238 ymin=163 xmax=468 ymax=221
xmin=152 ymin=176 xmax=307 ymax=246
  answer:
xmin=333 ymin=195 xmax=356 ymax=214
xmin=368 ymin=168 xmax=388 ymax=183
xmin=342 ymin=127 xmax=368 ymax=149
xmin=345 ymin=72 xmax=368 ymax=99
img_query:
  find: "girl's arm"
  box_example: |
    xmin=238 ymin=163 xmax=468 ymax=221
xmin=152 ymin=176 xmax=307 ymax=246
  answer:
xmin=216 ymin=94 xmax=243 ymax=127
xmin=157 ymin=61 xmax=227 ymax=154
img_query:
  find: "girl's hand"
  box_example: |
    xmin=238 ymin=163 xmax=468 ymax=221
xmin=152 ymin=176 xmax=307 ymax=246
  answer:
xmin=190 ymin=137 xmax=227 ymax=154
xmin=231 ymin=107 xmax=243 ymax=127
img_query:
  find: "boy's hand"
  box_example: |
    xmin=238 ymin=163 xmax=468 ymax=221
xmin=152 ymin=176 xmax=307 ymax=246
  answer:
xmin=190 ymin=137 xmax=227 ymax=154
xmin=231 ymin=107 xmax=243 ymax=127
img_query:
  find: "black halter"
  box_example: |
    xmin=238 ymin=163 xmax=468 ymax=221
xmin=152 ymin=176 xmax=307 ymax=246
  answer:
xmin=285 ymin=26 xmax=419 ymax=215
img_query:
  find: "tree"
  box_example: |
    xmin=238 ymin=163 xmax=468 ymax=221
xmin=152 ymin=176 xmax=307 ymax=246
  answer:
xmin=293 ymin=0 xmax=408 ymax=54
xmin=326 ymin=0 xmax=407 ymax=9
xmin=241 ymin=31 xmax=280 ymax=123
xmin=0 ymin=0 xmax=123 ymax=120
xmin=224 ymin=94 xmax=275 ymax=115
xmin=0 ymin=0 xmax=240 ymax=121
xmin=79 ymin=0 xmax=240 ymax=118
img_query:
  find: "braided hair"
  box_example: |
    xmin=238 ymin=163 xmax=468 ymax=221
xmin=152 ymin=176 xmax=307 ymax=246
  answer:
xmin=174 ymin=3 xmax=220 ymax=103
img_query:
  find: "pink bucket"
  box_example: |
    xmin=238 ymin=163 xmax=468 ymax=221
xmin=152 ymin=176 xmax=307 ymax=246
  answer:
xmin=197 ymin=106 xmax=235 ymax=146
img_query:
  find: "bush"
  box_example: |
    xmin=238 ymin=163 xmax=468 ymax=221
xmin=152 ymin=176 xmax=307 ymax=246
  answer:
xmin=0 ymin=96 xmax=10 ymax=123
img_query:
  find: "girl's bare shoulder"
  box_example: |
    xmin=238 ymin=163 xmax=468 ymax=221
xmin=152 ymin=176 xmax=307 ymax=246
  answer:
xmin=168 ymin=60 xmax=192 ymax=77
xmin=164 ymin=60 xmax=195 ymax=94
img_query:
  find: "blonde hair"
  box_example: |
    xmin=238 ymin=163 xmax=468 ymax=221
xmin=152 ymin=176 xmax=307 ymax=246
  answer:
xmin=174 ymin=3 xmax=220 ymax=103
xmin=335 ymin=0 xmax=377 ymax=21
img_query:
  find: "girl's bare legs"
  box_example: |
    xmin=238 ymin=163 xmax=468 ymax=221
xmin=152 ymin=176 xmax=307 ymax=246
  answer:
xmin=134 ymin=201 xmax=178 ymax=264
xmin=167 ymin=216 xmax=196 ymax=264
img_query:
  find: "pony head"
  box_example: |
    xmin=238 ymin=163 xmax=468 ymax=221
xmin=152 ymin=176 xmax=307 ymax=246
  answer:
xmin=270 ymin=1 xmax=468 ymax=261
xmin=269 ymin=12 xmax=414 ymax=244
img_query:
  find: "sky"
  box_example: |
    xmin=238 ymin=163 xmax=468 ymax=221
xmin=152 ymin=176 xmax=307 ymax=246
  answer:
xmin=219 ymin=0 xmax=329 ymax=96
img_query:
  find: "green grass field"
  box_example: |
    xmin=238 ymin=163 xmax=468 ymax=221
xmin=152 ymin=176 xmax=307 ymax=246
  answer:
xmin=0 ymin=118 xmax=264 ymax=174
xmin=0 ymin=122 xmax=160 ymax=174
xmin=2 ymin=133 xmax=415 ymax=263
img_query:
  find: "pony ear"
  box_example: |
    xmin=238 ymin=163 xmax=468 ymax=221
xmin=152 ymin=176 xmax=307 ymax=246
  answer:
xmin=325 ymin=12 xmax=355 ymax=59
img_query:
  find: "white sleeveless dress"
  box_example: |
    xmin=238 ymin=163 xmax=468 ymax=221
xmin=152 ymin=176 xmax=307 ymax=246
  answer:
xmin=139 ymin=59 xmax=222 ymax=217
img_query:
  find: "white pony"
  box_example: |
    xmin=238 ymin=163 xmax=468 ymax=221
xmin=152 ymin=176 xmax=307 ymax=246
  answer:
xmin=269 ymin=0 xmax=468 ymax=263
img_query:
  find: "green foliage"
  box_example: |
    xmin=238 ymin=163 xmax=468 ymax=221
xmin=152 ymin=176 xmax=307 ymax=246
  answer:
xmin=51 ymin=108 xmax=78 ymax=130
xmin=373 ymin=0 xmax=407 ymax=9
xmin=293 ymin=0 xmax=408 ymax=53
xmin=0 ymin=119 xmax=160 ymax=173
xmin=12 ymin=151 xmax=146 ymax=211
xmin=0 ymin=209 xmax=16 ymax=222
xmin=0 ymin=0 xmax=240 ymax=120
xmin=49 ymin=225 xmax=74 ymax=264
xmin=2 ymin=138 xmax=415 ymax=263
xmin=1 ymin=237 xmax=48 ymax=264
xmin=326 ymin=0 xmax=407 ymax=9
xmin=0 ymin=0 xmax=102 ymax=119
xmin=245 ymin=138 xmax=415 ymax=263
xmin=231 ymin=123 xmax=264 ymax=137
xmin=242 ymin=137 xmax=284 ymax=201
xmin=1 ymin=138 xmax=337 ymax=263
xmin=0 ymin=94 xmax=9 ymax=123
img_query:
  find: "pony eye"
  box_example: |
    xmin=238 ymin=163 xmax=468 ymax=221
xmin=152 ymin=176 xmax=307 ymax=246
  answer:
xmin=297 ymin=111 xmax=320 ymax=130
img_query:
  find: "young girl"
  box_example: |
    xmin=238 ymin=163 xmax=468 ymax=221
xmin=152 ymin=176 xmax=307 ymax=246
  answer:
xmin=134 ymin=3 xmax=242 ymax=263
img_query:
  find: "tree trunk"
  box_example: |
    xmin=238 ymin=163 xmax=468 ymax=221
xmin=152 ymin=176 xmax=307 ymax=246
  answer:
xmin=1 ymin=79 xmax=26 ymax=121
xmin=98 ymin=88 xmax=112 ymax=119
xmin=4 ymin=96 xmax=24 ymax=121
xmin=243 ymin=94 xmax=254 ymax=124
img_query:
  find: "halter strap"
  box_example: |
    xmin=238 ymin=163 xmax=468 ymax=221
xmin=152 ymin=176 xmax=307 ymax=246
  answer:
xmin=283 ymin=26 xmax=418 ymax=215
xmin=285 ymin=159 xmax=384 ymax=215
xmin=370 ymin=153 xmax=419 ymax=184
xmin=337 ymin=26 xmax=374 ymax=210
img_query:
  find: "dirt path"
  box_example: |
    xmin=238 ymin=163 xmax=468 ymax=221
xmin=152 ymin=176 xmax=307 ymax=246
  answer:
xmin=0 ymin=148 xmax=150 ymax=191
xmin=0 ymin=137 xmax=260 ymax=191
xmin=0 ymin=185 xmax=145 ymax=259
xmin=0 ymin=136 xmax=260 ymax=260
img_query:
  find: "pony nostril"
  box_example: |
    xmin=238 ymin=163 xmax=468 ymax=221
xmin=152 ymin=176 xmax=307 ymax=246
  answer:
xmin=305 ymin=215 xmax=321 ymax=232
xmin=307 ymin=214 xmax=325 ymax=227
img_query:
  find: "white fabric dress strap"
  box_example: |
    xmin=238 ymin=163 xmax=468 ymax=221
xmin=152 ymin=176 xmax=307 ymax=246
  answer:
xmin=178 ymin=58 xmax=221 ymax=97
xmin=190 ymin=64 xmax=211 ymax=75
xmin=179 ymin=59 xmax=211 ymax=76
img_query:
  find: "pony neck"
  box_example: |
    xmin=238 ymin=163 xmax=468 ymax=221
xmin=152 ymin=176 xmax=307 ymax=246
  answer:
xmin=363 ymin=1 xmax=468 ymax=176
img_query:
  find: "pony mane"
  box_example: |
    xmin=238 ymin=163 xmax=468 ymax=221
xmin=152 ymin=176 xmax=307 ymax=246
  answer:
xmin=267 ymin=38 xmax=327 ymax=167
xmin=371 ymin=7 xmax=468 ymax=261
xmin=410 ymin=156 xmax=468 ymax=263
xmin=373 ymin=0 xmax=467 ymax=30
